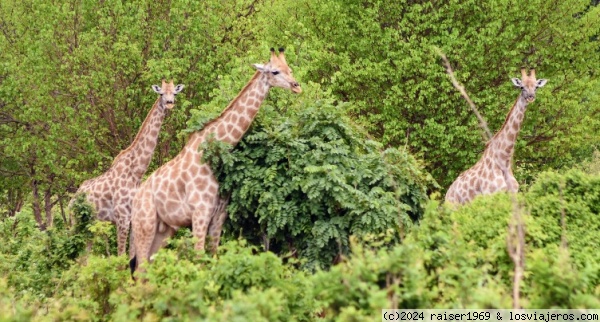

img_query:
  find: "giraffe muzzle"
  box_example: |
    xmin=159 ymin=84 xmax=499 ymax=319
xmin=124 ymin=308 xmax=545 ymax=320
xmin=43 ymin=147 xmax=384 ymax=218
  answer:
xmin=291 ymin=82 xmax=302 ymax=93
xmin=165 ymin=101 xmax=175 ymax=109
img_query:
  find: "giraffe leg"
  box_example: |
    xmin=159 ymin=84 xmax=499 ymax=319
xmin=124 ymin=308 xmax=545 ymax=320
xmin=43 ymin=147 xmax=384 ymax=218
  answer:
xmin=130 ymin=189 xmax=157 ymax=278
xmin=148 ymin=221 xmax=176 ymax=258
xmin=191 ymin=205 xmax=213 ymax=252
xmin=115 ymin=212 xmax=130 ymax=257
xmin=207 ymin=196 xmax=230 ymax=254
xmin=507 ymin=176 xmax=519 ymax=193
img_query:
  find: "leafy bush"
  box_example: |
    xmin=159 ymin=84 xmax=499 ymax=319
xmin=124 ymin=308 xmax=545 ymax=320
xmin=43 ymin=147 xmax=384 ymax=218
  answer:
xmin=525 ymin=170 xmax=600 ymax=287
xmin=0 ymin=195 xmax=113 ymax=300
xmin=198 ymin=84 xmax=436 ymax=270
xmin=313 ymin=170 xmax=600 ymax=314
xmin=110 ymin=240 xmax=318 ymax=321
xmin=256 ymin=0 xmax=600 ymax=188
xmin=2 ymin=168 xmax=600 ymax=322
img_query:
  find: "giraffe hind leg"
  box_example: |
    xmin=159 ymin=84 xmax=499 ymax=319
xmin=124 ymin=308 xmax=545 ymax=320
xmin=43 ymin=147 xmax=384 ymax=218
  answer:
xmin=191 ymin=205 xmax=213 ymax=252
xmin=208 ymin=196 xmax=230 ymax=254
xmin=115 ymin=205 xmax=131 ymax=257
xmin=131 ymin=190 xmax=157 ymax=279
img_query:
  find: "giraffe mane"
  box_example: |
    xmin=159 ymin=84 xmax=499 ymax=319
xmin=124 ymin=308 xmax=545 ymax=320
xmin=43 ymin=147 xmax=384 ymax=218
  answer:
xmin=484 ymin=97 xmax=521 ymax=148
xmin=192 ymin=71 xmax=262 ymax=136
xmin=110 ymin=97 xmax=162 ymax=166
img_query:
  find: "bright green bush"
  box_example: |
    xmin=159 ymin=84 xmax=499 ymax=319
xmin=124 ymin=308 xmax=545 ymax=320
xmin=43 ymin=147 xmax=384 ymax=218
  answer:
xmin=312 ymin=170 xmax=600 ymax=313
xmin=2 ymin=169 xmax=600 ymax=322
xmin=44 ymin=256 xmax=130 ymax=321
xmin=255 ymin=0 xmax=600 ymax=188
xmin=0 ymin=195 xmax=113 ymax=300
xmin=109 ymin=240 xmax=318 ymax=321
xmin=525 ymin=169 xmax=600 ymax=287
xmin=0 ymin=279 xmax=35 ymax=322
xmin=198 ymin=84 xmax=436 ymax=270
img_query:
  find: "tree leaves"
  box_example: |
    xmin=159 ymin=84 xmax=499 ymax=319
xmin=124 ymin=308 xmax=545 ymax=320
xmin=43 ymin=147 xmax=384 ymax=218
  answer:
xmin=200 ymin=89 xmax=434 ymax=269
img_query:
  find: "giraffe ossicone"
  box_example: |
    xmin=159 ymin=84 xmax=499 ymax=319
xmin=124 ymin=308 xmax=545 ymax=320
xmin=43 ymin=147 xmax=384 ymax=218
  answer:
xmin=130 ymin=48 xmax=301 ymax=277
xmin=70 ymin=79 xmax=184 ymax=256
xmin=445 ymin=68 xmax=548 ymax=205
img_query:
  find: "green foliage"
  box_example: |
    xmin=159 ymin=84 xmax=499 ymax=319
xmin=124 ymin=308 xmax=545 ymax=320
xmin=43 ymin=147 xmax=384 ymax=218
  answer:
xmin=0 ymin=196 xmax=114 ymax=300
xmin=527 ymin=249 xmax=600 ymax=309
xmin=198 ymin=85 xmax=435 ymax=269
xmin=579 ymin=149 xmax=600 ymax=175
xmin=45 ymin=256 xmax=130 ymax=321
xmin=312 ymin=236 xmax=432 ymax=319
xmin=0 ymin=279 xmax=35 ymax=322
xmin=2 ymin=167 xmax=600 ymax=321
xmin=313 ymin=170 xmax=600 ymax=314
xmin=525 ymin=169 xmax=600 ymax=283
xmin=110 ymin=240 xmax=318 ymax=321
xmin=1 ymin=0 xmax=600 ymax=319
xmin=0 ymin=0 xmax=264 ymax=225
xmin=255 ymin=0 xmax=600 ymax=188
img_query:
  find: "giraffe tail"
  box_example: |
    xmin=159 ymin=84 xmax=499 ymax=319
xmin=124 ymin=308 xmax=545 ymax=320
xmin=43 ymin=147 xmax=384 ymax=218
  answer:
xmin=129 ymin=256 xmax=137 ymax=280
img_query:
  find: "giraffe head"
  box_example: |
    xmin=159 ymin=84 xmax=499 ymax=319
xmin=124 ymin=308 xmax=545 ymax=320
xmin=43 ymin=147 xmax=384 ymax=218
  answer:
xmin=253 ymin=48 xmax=302 ymax=93
xmin=511 ymin=68 xmax=548 ymax=103
xmin=151 ymin=79 xmax=185 ymax=109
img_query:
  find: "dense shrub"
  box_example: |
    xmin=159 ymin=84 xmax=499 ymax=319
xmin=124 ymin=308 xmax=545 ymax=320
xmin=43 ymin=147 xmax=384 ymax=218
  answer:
xmin=255 ymin=0 xmax=600 ymax=187
xmin=197 ymin=84 xmax=436 ymax=270
xmin=109 ymin=240 xmax=318 ymax=321
xmin=2 ymin=167 xmax=600 ymax=321
xmin=0 ymin=195 xmax=112 ymax=299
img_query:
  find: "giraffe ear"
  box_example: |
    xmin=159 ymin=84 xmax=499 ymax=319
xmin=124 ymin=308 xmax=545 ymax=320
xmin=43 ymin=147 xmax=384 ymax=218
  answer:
xmin=253 ymin=63 xmax=266 ymax=72
xmin=536 ymin=79 xmax=548 ymax=88
xmin=511 ymin=78 xmax=523 ymax=88
xmin=151 ymin=85 xmax=162 ymax=94
xmin=174 ymin=84 xmax=185 ymax=94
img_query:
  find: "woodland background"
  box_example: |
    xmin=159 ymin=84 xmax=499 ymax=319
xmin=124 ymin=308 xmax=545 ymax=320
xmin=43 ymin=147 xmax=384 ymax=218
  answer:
xmin=0 ymin=0 xmax=600 ymax=319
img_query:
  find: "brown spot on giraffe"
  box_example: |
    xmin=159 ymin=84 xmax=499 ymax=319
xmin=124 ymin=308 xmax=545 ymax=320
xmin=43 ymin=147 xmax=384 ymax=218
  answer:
xmin=445 ymin=69 xmax=547 ymax=205
xmin=130 ymin=48 xmax=302 ymax=277
xmin=70 ymin=80 xmax=184 ymax=256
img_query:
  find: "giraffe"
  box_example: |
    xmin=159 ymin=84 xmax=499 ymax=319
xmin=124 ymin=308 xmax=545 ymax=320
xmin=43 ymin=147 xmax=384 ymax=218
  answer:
xmin=445 ymin=68 xmax=548 ymax=204
xmin=71 ymin=80 xmax=184 ymax=256
xmin=130 ymin=48 xmax=301 ymax=275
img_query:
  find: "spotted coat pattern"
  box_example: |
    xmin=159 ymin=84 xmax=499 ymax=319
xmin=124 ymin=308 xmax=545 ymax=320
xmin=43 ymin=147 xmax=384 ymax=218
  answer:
xmin=130 ymin=49 xmax=301 ymax=274
xmin=445 ymin=69 xmax=548 ymax=205
xmin=72 ymin=80 xmax=184 ymax=256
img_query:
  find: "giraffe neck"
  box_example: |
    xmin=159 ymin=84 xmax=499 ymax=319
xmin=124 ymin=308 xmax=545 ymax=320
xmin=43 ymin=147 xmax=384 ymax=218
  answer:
xmin=486 ymin=95 xmax=528 ymax=168
xmin=111 ymin=98 xmax=167 ymax=178
xmin=186 ymin=71 xmax=270 ymax=151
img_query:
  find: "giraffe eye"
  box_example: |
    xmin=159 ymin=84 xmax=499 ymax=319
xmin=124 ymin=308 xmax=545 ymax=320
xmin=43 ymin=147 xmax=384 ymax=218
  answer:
xmin=272 ymin=71 xmax=280 ymax=75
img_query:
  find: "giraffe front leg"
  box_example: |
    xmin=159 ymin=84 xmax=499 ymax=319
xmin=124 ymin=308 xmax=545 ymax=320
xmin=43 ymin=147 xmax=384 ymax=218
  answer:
xmin=507 ymin=176 xmax=519 ymax=193
xmin=130 ymin=192 xmax=157 ymax=279
xmin=207 ymin=196 xmax=230 ymax=254
xmin=148 ymin=221 xmax=176 ymax=258
xmin=113 ymin=198 xmax=133 ymax=257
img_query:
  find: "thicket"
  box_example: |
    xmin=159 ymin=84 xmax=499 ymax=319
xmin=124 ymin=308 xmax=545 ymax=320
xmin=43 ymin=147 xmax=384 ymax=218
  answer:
xmin=196 ymin=83 xmax=436 ymax=269
xmin=256 ymin=0 xmax=600 ymax=186
xmin=1 ymin=170 xmax=599 ymax=321
xmin=1 ymin=0 xmax=600 ymax=318
xmin=2 ymin=0 xmax=599 ymax=226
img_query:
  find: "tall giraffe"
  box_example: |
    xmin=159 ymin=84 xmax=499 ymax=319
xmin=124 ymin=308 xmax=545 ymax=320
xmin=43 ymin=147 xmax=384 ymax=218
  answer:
xmin=130 ymin=48 xmax=301 ymax=275
xmin=445 ymin=68 xmax=548 ymax=204
xmin=72 ymin=80 xmax=184 ymax=255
